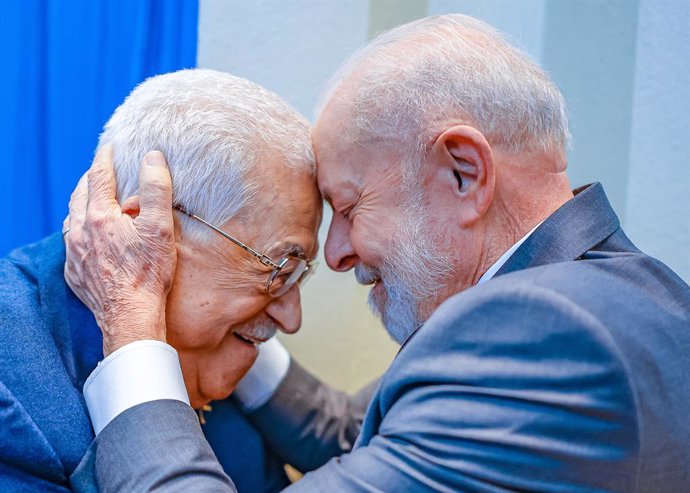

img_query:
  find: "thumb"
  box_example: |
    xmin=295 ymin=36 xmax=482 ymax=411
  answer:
xmin=136 ymin=151 xmax=174 ymax=232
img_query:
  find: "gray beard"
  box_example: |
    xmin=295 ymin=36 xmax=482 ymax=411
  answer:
xmin=355 ymin=204 xmax=451 ymax=345
xmin=368 ymin=275 xmax=422 ymax=344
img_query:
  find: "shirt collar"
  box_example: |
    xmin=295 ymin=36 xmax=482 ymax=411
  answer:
xmin=477 ymin=221 xmax=544 ymax=285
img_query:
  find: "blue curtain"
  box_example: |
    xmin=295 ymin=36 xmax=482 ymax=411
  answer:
xmin=0 ymin=0 xmax=198 ymax=256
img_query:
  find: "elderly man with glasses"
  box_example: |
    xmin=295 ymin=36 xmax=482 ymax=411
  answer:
xmin=0 ymin=68 xmax=320 ymax=492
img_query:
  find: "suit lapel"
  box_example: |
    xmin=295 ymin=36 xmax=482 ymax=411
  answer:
xmin=35 ymin=235 xmax=78 ymax=382
xmin=495 ymin=183 xmax=620 ymax=278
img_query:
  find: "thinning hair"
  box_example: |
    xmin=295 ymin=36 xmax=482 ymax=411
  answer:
xmin=99 ymin=69 xmax=314 ymax=243
xmin=316 ymin=14 xmax=570 ymax=160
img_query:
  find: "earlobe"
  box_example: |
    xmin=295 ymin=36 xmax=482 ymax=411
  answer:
xmin=121 ymin=195 xmax=141 ymax=218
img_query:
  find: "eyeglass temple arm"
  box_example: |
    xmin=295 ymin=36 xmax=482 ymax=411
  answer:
xmin=173 ymin=205 xmax=280 ymax=269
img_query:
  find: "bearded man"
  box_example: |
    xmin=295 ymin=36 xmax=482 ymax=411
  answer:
xmin=0 ymin=68 xmax=321 ymax=492
xmin=66 ymin=15 xmax=690 ymax=493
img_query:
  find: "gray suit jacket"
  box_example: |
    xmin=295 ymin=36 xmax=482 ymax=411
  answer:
xmin=88 ymin=183 xmax=690 ymax=492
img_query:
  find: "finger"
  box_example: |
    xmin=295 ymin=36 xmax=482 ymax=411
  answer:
xmin=121 ymin=195 xmax=141 ymax=218
xmin=86 ymin=144 xmax=120 ymax=215
xmin=136 ymin=151 xmax=174 ymax=233
xmin=68 ymin=173 xmax=88 ymax=233
xmin=69 ymin=172 xmax=88 ymax=218
xmin=63 ymin=215 xmax=72 ymax=278
xmin=64 ymin=262 xmax=91 ymax=310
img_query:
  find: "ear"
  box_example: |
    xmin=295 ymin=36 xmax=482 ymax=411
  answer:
xmin=120 ymin=195 xmax=140 ymax=218
xmin=426 ymin=125 xmax=495 ymax=226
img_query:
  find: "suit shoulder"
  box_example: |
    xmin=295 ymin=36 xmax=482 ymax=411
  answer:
xmin=423 ymin=253 xmax=689 ymax=348
xmin=0 ymin=239 xmax=47 ymax=305
xmin=388 ymin=263 xmax=641 ymax=419
xmin=375 ymin=265 xmax=643 ymax=492
xmin=412 ymin=265 xmax=618 ymax=353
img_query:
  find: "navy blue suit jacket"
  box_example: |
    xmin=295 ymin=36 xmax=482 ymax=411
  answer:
xmin=0 ymin=234 xmax=289 ymax=492
xmin=77 ymin=184 xmax=690 ymax=491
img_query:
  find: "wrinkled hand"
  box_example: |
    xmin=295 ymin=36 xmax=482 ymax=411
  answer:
xmin=64 ymin=145 xmax=177 ymax=356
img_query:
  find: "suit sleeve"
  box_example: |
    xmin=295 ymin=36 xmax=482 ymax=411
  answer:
xmin=246 ymin=360 xmax=378 ymax=472
xmin=92 ymin=399 xmax=236 ymax=493
xmin=92 ymin=283 xmax=641 ymax=493
xmin=280 ymin=284 xmax=641 ymax=492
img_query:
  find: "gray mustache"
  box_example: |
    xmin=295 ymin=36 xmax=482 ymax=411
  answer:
xmin=355 ymin=264 xmax=381 ymax=285
xmin=235 ymin=322 xmax=277 ymax=341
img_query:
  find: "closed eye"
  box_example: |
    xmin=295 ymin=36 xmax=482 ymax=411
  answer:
xmin=340 ymin=204 xmax=355 ymax=221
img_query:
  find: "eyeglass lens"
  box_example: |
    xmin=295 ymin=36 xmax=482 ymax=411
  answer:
xmin=268 ymin=257 xmax=309 ymax=297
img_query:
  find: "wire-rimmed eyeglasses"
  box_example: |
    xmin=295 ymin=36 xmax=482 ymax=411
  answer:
xmin=174 ymin=205 xmax=315 ymax=297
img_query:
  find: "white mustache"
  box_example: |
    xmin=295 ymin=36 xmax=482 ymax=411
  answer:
xmin=235 ymin=322 xmax=277 ymax=343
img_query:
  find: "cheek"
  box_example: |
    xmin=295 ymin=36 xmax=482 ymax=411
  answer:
xmin=167 ymin=304 xmax=226 ymax=349
xmin=166 ymin=284 xmax=231 ymax=348
xmin=168 ymin=293 xmax=272 ymax=350
xmin=350 ymin=214 xmax=396 ymax=265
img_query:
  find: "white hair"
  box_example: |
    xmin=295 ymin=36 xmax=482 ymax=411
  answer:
xmin=99 ymin=69 xmax=314 ymax=243
xmin=316 ymin=14 xmax=570 ymax=159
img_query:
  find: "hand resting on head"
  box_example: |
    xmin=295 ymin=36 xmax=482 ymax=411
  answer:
xmin=64 ymin=144 xmax=176 ymax=357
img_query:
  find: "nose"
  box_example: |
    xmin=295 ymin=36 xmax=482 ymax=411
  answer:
xmin=324 ymin=212 xmax=358 ymax=272
xmin=265 ymin=284 xmax=302 ymax=334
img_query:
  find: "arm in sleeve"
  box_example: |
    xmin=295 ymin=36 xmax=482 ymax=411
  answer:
xmin=93 ymin=282 xmax=640 ymax=492
xmin=246 ymin=359 xmax=379 ymax=473
xmin=92 ymin=400 xmax=236 ymax=493
xmin=280 ymin=284 xmax=641 ymax=492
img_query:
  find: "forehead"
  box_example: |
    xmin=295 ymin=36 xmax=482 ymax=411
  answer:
xmin=251 ymin=162 xmax=322 ymax=258
xmin=313 ymin=118 xmax=403 ymax=205
xmin=313 ymin=104 xmax=359 ymax=195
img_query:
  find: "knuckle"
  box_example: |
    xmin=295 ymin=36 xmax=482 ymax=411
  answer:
xmin=155 ymin=225 xmax=174 ymax=242
xmin=85 ymin=210 xmax=107 ymax=231
xmin=87 ymin=164 xmax=103 ymax=182
xmin=87 ymin=165 xmax=108 ymax=191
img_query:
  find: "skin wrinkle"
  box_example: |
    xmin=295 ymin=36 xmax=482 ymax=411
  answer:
xmin=166 ymin=174 xmax=320 ymax=407
xmin=86 ymin=71 xmax=322 ymax=409
xmin=311 ymin=15 xmax=576 ymax=343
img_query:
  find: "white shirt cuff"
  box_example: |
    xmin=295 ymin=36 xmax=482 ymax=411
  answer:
xmin=83 ymin=340 xmax=190 ymax=435
xmin=234 ymin=337 xmax=290 ymax=411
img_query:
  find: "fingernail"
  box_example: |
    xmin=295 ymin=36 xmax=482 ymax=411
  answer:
xmin=145 ymin=151 xmax=165 ymax=167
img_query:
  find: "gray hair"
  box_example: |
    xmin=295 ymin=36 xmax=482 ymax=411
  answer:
xmin=99 ymin=69 xmax=314 ymax=243
xmin=316 ymin=14 xmax=570 ymax=159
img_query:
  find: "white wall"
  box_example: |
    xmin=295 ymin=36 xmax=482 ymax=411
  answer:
xmin=198 ymin=0 xmax=370 ymax=118
xmin=198 ymin=0 xmax=689 ymax=391
xmin=429 ymin=0 xmax=546 ymax=60
xmin=625 ymin=0 xmax=690 ymax=282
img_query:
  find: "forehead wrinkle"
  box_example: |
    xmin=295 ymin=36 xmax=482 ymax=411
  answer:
xmin=325 ymin=178 xmax=360 ymax=208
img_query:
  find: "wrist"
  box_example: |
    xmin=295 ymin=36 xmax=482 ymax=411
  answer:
xmin=98 ymin=300 xmax=168 ymax=357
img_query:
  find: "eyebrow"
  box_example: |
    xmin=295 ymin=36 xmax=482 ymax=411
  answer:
xmin=321 ymin=179 xmax=359 ymax=208
xmin=277 ymin=243 xmax=307 ymax=260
